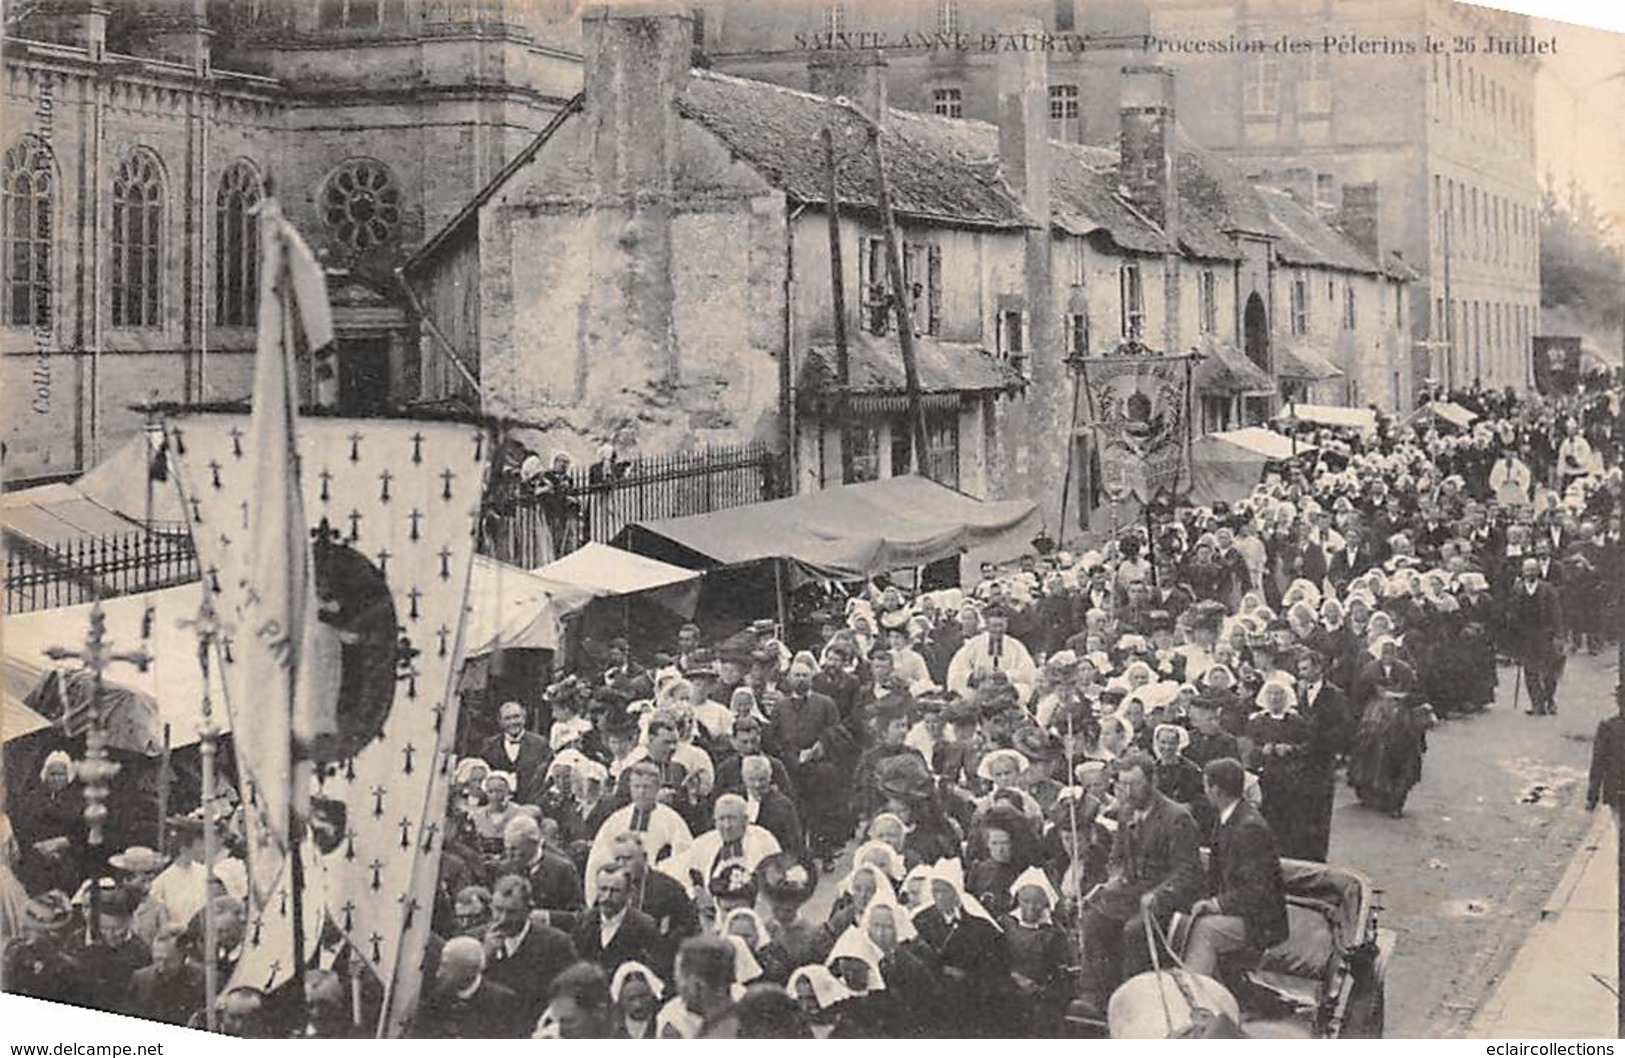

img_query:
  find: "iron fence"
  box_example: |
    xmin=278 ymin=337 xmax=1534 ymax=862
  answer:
xmin=481 ymin=442 xmax=786 ymax=568
xmin=4 ymin=529 xmax=199 ymax=615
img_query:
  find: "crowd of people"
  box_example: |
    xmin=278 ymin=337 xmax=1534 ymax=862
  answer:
xmin=2 ymin=382 xmax=1620 ymax=1039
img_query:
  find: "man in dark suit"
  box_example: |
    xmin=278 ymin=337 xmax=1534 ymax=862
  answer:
xmin=712 ymin=717 xmax=794 ymax=799
xmin=1297 ymin=650 xmax=1353 ymax=862
xmin=125 ymin=926 xmax=203 ymax=1026
xmin=1182 ymin=758 xmax=1289 ymax=977
xmin=1076 ymin=752 xmax=1203 ymax=1015
xmin=613 ymin=831 xmax=699 ymax=978
xmin=1504 ymin=557 xmax=1566 ymax=715
xmin=501 ymin=815 xmax=585 ymax=922
xmin=415 ymin=936 xmax=526 ymax=1038
xmin=481 ymin=873 xmax=578 ymax=1030
xmin=740 ymin=753 xmax=804 ymax=855
xmin=1587 ymin=691 xmax=1625 ymax=822
xmin=1325 ymin=531 xmax=1372 ymax=594
xmin=479 ymin=700 xmax=553 ymax=806
xmin=571 ymin=864 xmax=662 ymax=976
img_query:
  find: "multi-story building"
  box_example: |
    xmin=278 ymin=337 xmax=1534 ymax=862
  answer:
xmin=702 ymin=0 xmax=1540 ymax=397
xmin=1 ymin=0 xmax=580 ymax=485
xmin=406 ymin=7 xmax=1410 ymax=541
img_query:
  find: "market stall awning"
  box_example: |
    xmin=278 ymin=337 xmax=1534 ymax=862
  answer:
xmin=1208 ymin=427 xmax=1302 ymax=461
xmin=1 ymin=434 xmax=188 ymax=549
xmin=532 ymin=542 xmax=701 ymax=617
xmin=1277 ymin=403 xmax=1377 ymax=437
xmin=612 ymin=475 xmax=1040 ymax=580
xmin=1409 ymin=400 xmax=1478 ymax=430
xmin=2 ymin=584 xmax=228 ymax=752
xmin=462 ymin=555 xmax=592 ymax=658
xmin=3 ymin=662 xmax=53 ymax=745
xmin=1276 ymin=344 xmax=1345 ymax=381
xmin=1192 ymin=343 xmax=1276 ymax=397
xmin=1186 ymin=428 xmax=1307 ymax=507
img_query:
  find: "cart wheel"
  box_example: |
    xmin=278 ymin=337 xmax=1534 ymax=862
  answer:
xmin=1343 ymin=980 xmax=1386 ymax=1038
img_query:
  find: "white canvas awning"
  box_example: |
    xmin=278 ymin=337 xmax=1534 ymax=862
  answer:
xmin=1208 ymin=427 xmax=1301 ymax=461
xmin=462 ymin=555 xmax=593 ymax=657
xmin=531 ymin=541 xmax=702 ymax=615
xmin=1277 ymin=403 xmax=1377 ymax=437
xmin=2 ymin=583 xmax=228 ymax=750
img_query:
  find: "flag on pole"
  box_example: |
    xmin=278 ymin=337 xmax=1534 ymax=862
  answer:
xmin=1081 ymin=353 xmax=1193 ymax=503
xmin=167 ymin=407 xmax=493 ymax=1023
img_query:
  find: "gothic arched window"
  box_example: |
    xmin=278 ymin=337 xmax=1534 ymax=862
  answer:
xmin=111 ymin=149 xmax=165 ymax=327
xmin=215 ymin=161 xmax=262 ymax=326
xmin=3 ymin=135 xmax=55 ymax=328
xmin=320 ymin=158 xmax=401 ymax=251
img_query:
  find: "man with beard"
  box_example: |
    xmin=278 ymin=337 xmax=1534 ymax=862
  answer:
xmin=571 ymin=864 xmax=662 ymax=977
xmin=1073 ymin=752 xmax=1202 ymax=1019
xmin=770 ymin=657 xmax=852 ymax=865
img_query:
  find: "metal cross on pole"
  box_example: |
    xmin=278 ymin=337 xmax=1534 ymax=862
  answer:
xmin=43 ymin=600 xmax=152 ymax=942
xmin=178 ymin=593 xmax=226 ymax=1031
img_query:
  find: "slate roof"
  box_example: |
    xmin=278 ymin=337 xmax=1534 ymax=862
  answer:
xmin=678 ymin=71 xmax=1032 ymax=230
xmin=409 ymin=67 xmax=1408 ymax=288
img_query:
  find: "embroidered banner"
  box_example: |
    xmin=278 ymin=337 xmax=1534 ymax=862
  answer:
xmin=1083 ymin=354 xmax=1193 ymax=503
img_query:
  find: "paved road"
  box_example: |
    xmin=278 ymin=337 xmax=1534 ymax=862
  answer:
xmin=1326 ymin=650 xmax=1618 ymax=1038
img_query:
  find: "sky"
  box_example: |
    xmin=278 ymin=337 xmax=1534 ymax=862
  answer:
xmin=1513 ymin=2 xmax=1625 ymax=241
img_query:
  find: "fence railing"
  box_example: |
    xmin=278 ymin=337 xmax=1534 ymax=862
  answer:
xmin=481 ymin=443 xmax=786 ymax=568
xmin=4 ymin=529 xmax=199 ymax=615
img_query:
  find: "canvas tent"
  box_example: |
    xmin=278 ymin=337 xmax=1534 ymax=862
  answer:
xmin=2 ymin=583 xmax=227 ymax=750
xmin=613 ymin=476 xmax=1040 ymax=581
xmin=1187 ymin=428 xmax=1307 ymax=507
xmin=1276 ymin=403 xmax=1378 ymax=438
xmin=532 ymin=542 xmax=701 ymax=616
xmin=1408 ymin=401 xmax=1477 ymax=431
xmin=462 ymin=547 xmax=701 ymax=658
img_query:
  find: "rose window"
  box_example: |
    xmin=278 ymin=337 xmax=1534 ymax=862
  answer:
xmin=321 ymin=159 xmax=401 ymax=250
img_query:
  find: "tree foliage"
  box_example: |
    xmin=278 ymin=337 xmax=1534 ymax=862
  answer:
xmin=1540 ymin=176 xmax=1624 ymax=331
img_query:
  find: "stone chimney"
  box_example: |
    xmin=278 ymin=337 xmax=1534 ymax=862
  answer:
xmin=583 ymin=2 xmax=693 ymax=200
xmin=581 ymin=2 xmax=693 ymax=389
xmin=997 ymin=25 xmax=1050 ymax=223
xmin=1339 ymin=181 xmax=1384 ymax=267
xmin=1118 ymin=65 xmax=1177 ymax=240
xmin=808 ymin=49 xmax=888 ymax=124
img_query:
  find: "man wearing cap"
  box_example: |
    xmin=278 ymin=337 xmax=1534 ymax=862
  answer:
xmin=947 ymin=602 xmax=1037 ymax=706
xmin=602 ymin=636 xmax=653 ymax=700
xmin=479 ymin=700 xmax=553 ymax=807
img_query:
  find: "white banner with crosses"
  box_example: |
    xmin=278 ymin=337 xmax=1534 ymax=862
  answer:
xmin=165 ymin=413 xmax=492 ymax=1030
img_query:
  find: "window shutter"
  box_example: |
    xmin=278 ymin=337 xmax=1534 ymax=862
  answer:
xmin=927 ymin=244 xmax=942 ymax=335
